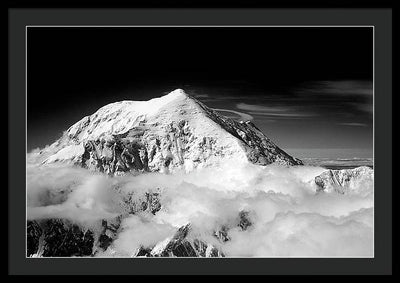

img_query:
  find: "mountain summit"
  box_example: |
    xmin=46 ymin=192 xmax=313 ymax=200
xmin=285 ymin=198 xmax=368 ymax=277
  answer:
xmin=36 ymin=89 xmax=302 ymax=175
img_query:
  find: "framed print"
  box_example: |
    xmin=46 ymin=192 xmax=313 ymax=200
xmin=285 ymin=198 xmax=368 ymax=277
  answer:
xmin=8 ymin=2 xmax=393 ymax=276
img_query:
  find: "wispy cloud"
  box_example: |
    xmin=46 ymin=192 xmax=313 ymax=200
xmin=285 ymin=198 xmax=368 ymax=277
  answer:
xmin=338 ymin=122 xmax=368 ymax=127
xmin=248 ymin=112 xmax=315 ymax=118
xmin=297 ymin=80 xmax=372 ymax=96
xmin=293 ymin=80 xmax=373 ymax=117
xmin=236 ymin=103 xmax=316 ymax=119
xmin=213 ymin=108 xmax=254 ymax=121
xmin=354 ymin=103 xmax=373 ymax=114
xmin=193 ymin=94 xmax=210 ymax=98
xmin=236 ymin=103 xmax=289 ymax=113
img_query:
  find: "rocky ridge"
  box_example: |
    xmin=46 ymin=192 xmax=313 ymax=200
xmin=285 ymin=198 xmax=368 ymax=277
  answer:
xmin=314 ymin=166 xmax=373 ymax=194
xmin=27 ymin=207 xmax=253 ymax=258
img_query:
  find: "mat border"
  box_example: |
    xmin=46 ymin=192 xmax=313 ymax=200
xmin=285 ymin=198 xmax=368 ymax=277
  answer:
xmin=9 ymin=8 xmax=392 ymax=275
xmin=24 ymin=24 xmax=376 ymax=259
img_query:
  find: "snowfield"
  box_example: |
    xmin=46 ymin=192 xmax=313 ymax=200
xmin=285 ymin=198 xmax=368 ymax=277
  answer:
xmin=26 ymin=89 xmax=373 ymax=257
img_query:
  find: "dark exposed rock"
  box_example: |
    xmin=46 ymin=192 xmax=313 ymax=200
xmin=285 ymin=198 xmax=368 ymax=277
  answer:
xmin=168 ymin=240 xmax=198 ymax=257
xmin=154 ymin=224 xmax=192 ymax=257
xmin=81 ymin=139 xmax=150 ymax=176
xmin=27 ymin=220 xmax=43 ymax=256
xmin=98 ymin=234 xmax=113 ymax=251
xmin=210 ymin=211 xmax=252 ymax=247
xmin=150 ymin=224 xmax=224 ymax=257
xmin=135 ymin=247 xmax=152 ymax=257
xmin=192 ymin=239 xmax=224 ymax=257
xmin=39 ymin=219 xmax=94 ymax=257
xmin=143 ymin=192 xmax=162 ymax=215
xmin=120 ymin=190 xmax=162 ymax=215
xmin=315 ymin=175 xmax=327 ymax=192
xmin=95 ymin=218 xmax=122 ymax=252
xmin=238 ymin=211 xmax=252 ymax=231
xmin=192 ymin=239 xmax=208 ymax=256
xmin=214 ymin=225 xmax=231 ymax=242
xmin=28 ymin=219 xmax=95 ymax=257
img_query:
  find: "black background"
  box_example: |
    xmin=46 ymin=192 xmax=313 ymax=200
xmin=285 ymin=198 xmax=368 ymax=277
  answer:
xmin=27 ymin=27 xmax=373 ymax=150
xmin=28 ymin=27 xmax=372 ymax=119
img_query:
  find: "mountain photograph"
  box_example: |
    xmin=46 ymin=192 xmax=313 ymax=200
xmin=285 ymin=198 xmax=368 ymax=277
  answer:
xmin=26 ymin=27 xmax=373 ymax=257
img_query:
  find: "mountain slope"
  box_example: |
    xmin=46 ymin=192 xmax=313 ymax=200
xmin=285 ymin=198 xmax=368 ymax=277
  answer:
xmin=35 ymin=89 xmax=302 ymax=174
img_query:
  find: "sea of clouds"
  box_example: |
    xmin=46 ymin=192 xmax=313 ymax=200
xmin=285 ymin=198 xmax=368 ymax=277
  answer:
xmin=26 ymin=156 xmax=373 ymax=257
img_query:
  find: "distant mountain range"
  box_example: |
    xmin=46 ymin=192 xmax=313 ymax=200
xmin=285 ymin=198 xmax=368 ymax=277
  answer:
xmin=302 ymin=157 xmax=373 ymax=169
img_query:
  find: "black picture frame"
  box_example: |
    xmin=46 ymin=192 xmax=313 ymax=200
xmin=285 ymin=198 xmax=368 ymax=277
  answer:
xmin=8 ymin=2 xmax=394 ymax=276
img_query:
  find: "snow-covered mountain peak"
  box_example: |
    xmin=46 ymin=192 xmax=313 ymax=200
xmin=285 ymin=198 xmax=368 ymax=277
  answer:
xmin=38 ymin=89 xmax=303 ymax=173
xmin=65 ymin=89 xmax=199 ymax=142
xmin=142 ymin=88 xmax=191 ymax=111
xmin=162 ymin=88 xmax=189 ymax=100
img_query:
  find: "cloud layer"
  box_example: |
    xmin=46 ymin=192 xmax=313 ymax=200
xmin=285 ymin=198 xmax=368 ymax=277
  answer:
xmin=27 ymin=160 xmax=373 ymax=257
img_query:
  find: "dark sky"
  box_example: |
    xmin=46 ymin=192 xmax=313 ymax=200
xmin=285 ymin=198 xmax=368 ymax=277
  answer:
xmin=27 ymin=27 xmax=373 ymax=158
